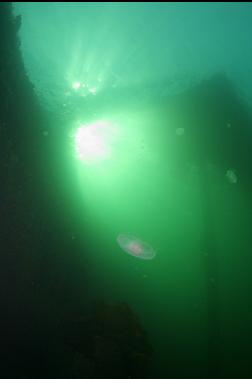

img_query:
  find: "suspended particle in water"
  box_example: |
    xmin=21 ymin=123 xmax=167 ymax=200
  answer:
xmin=226 ymin=169 xmax=237 ymax=184
xmin=176 ymin=127 xmax=185 ymax=136
xmin=117 ymin=234 xmax=156 ymax=260
xmin=88 ymin=87 xmax=97 ymax=95
xmin=210 ymin=277 xmax=216 ymax=283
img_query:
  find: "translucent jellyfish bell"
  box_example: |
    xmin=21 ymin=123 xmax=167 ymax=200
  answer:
xmin=117 ymin=234 xmax=156 ymax=260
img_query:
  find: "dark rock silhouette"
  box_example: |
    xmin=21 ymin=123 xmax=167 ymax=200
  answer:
xmin=59 ymin=302 xmax=153 ymax=378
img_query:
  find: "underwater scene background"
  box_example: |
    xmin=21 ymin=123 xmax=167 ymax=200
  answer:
xmin=1 ymin=2 xmax=252 ymax=378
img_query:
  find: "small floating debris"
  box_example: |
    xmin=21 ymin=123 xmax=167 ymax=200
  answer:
xmin=210 ymin=277 xmax=216 ymax=286
xmin=176 ymin=127 xmax=185 ymax=136
xmin=226 ymin=169 xmax=237 ymax=184
xmin=89 ymin=87 xmax=97 ymax=95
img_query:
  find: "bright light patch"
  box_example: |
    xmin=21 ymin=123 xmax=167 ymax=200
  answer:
xmin=75 ymin=121 xmax=112 ymax=164
xmin=72 ymin=81 xmax=81 ymax=90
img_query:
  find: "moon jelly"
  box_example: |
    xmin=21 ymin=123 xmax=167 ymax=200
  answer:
xmin=117 ymin=234 xmax=156 ymax=260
